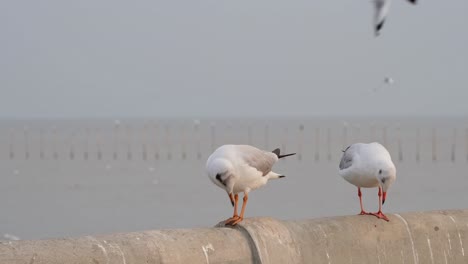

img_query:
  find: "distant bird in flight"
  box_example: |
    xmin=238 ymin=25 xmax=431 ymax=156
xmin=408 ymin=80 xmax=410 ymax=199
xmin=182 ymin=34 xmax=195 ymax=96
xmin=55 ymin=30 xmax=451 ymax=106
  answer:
xmin=374 ymin=0 xmax=417 ymax=36
xmin=383 ymin=76 xmax=395 ymax=85
xmin=372 ymin=76 xmax=396 ymax=92
xmin=206 ymin=145 xmax=295 ymax=226
xmin=339 ymin=142 xmax=396 ymax=221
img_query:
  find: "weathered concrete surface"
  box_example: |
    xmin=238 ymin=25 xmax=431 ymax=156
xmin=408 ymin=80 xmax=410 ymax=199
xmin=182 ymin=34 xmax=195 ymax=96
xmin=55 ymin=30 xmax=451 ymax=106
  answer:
xmin=0 ymin=210 xmax=467 ymax=264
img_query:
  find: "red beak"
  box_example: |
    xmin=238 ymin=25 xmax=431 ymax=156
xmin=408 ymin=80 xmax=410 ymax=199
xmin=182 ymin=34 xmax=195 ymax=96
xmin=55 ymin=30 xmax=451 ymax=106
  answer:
xmin=382 ymin=192 xmax=387 ymax=205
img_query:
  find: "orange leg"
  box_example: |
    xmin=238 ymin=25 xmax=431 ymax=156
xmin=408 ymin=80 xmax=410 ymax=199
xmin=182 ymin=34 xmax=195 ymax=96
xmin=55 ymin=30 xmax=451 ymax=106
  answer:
xmin=229 ymin=193 xmax=235 ymax=207
xmin=229 ymin=194 xmax=248 ymax=226
xmin=358 ymin=187 xmax=370 ymax=215
xmin=224 ymin=194 xmax=240 ymax=224
xmin=370 ymin=187 xmax=389 ymax=221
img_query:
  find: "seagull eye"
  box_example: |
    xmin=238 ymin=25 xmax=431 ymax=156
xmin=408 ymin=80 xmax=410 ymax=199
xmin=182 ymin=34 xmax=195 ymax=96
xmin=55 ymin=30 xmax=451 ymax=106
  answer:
xmin=378 ymin=169 xmax=382 ymax=174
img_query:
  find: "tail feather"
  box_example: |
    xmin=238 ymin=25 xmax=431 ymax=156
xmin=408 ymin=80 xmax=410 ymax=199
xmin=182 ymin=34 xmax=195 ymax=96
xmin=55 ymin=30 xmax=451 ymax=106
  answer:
xmin=272 ymin=148 xmax=296 ymax=159
xmin=266 ymin=172 xmax=286 ymax=180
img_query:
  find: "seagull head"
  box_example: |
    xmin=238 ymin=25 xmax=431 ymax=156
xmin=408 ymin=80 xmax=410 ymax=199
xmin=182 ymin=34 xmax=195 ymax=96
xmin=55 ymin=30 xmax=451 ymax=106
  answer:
xmin=206 ymin=158 xmax=235 ymax=191
xmin=377 ymin=167 xmax=396 ymax=205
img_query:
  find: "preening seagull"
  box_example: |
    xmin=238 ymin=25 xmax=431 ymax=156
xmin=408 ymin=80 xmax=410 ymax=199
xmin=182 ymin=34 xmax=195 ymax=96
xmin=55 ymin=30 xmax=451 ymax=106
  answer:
xmin=339 ymin=142 xmax=396 ymax=221
xmin=374 ymin=0 xmax=417 ymax=36
xmin=206 ymin=145 xmax=295 ymax=226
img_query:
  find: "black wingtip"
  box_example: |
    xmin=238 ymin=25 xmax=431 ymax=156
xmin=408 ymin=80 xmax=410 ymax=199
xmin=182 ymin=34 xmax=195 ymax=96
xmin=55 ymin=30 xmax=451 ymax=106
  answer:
xmin=407 ymin=0 xmax=416 ymax=4
xmin=272 ymin=148 xmax=296 ymax=159
xmin=375 ymin=20 xmax=385 ymax=36
xmin=279 ymin=175 xmax=286 ymax=178
xmin=278 ymin=153 xmax=296 ymax=159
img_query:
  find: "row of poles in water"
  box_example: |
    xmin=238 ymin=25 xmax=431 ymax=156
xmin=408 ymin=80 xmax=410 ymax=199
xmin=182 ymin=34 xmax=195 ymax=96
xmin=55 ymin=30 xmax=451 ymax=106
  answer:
xmin=3 ymin=122 xmax=468 ymax=163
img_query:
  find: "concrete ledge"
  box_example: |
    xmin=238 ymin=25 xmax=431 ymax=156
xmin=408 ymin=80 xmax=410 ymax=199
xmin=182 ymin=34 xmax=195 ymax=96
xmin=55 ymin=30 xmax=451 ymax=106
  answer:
xmin=1 ymin=210 xmax=467 ymax=264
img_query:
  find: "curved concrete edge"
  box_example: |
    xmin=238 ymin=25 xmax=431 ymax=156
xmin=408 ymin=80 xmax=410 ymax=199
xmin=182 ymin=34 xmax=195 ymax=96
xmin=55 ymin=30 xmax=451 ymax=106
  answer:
xmin=235 ymin=217 xmax=302 ymax=264
xmin=0 ymin=210 xmax=467 ymax=264
xmin=236 ymin=210 xmax=468 ymax=264
xmin=0 ymin=227 xmax=256 ymax=264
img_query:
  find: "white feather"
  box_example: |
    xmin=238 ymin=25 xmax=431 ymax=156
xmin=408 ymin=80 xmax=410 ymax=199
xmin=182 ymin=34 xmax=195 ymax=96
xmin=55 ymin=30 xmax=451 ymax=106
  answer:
xmin=339 ymin=142 xmax=396 ymax=191
xmin=206 ymin=145 xmax=284 ymax=195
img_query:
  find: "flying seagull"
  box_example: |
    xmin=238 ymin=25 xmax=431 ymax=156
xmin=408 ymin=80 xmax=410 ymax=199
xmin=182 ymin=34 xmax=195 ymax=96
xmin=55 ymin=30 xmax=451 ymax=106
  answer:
xmin=374 ymin=0 xmax=417 ymax=36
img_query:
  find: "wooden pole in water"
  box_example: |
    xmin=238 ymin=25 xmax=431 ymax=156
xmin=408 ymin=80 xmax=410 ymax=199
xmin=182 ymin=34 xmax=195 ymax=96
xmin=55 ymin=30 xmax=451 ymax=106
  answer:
xmin=181 ymin=122 xmax=187 ymax=160
xmin=23 ymin=126 xmax=29 ymax=160
xmin=126 ymin=124 xmax=132 ymax=161
xmin=39 ymin=128 xmax=45 ymax=160
xmin=142 ymin=124 xmax=148 ymax=161
xmin=397 ymin=125 xmax=403 ymax=162
xmin=451 ymin=128 xmax=456 ymax=162
xmin=415 ymin=127 xmax=420 ymax=162
xmin=314 ymin=127 xmax=320 ymax=162
xmin=466 ymin=127 xmax=468 ymax=162
xmin=83 ymin=128 xmax=89 ymax=161
xmin=298 ymin=124 xmax=304 ymax=161
xmin=281 ymin=126 xmax=288 ymax=161
xmin=9 ymin=128 xmax=14 ymax=160
xmin=327 ymin=127 xmax=332 ymax=162
xmin=193 ymin=120 xmax=201 ymax=160
xmin=95 ymin=128 xmax=102 ymax=161
xmin=153 ymin=123 xmax=160 ymax=160
xmin=432 ymin=128 xmax=437 ymax=162
xmin=113 ymin=120 xmax=120 ymax=161
xmin=52 ymin=126 xmax=58 ymax=160
xmin=354 ymin=123 xmax=361 ymax=143
xmin=69 ymin=131 xmax=75 ymax=161
xmin=165 ymin=123 xmax=171 ymax=160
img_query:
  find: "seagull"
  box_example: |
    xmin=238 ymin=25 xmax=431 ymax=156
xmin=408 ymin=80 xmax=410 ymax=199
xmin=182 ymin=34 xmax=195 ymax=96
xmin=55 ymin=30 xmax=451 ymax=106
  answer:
xmin=373 ymin=0 xmax=417 ymax=36
xmin=372 ymin=76 xmax=396 ymax=92
xmin=383 ymin=76 xmax=395 ymax=85
xmin=339 ymin=142 xmax=396 ymax=221
xmin=206 ymin=145 xmax=295 ymax=226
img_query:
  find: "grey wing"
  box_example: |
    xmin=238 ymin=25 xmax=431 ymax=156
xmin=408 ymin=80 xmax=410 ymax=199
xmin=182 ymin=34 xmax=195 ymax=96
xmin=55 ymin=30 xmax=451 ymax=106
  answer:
xmin=339 ymin=146 xmax=354 ymax=170
xmin=239 ymin=146 xmax=276 ymax=176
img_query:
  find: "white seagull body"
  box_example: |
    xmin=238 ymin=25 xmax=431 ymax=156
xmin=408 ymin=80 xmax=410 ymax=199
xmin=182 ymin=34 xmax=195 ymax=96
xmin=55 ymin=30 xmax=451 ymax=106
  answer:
xmin=373 ymin=0 xmax=417 ymax=36
xmin=206 ymin=144 xmax=295 ymax=225
xmin=339 ymin=142 xmax=396 ymax=221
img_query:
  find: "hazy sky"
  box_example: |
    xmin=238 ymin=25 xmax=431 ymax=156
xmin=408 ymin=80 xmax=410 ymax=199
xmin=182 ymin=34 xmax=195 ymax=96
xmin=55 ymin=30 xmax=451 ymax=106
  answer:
xmin=1 ymin=1 xmax=467 ymax=118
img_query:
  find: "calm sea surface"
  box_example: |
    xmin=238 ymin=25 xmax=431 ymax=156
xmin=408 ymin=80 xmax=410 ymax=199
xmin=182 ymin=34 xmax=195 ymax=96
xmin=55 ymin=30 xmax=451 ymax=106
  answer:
xmin=1 ymin=117 xmax=467 ymax=240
